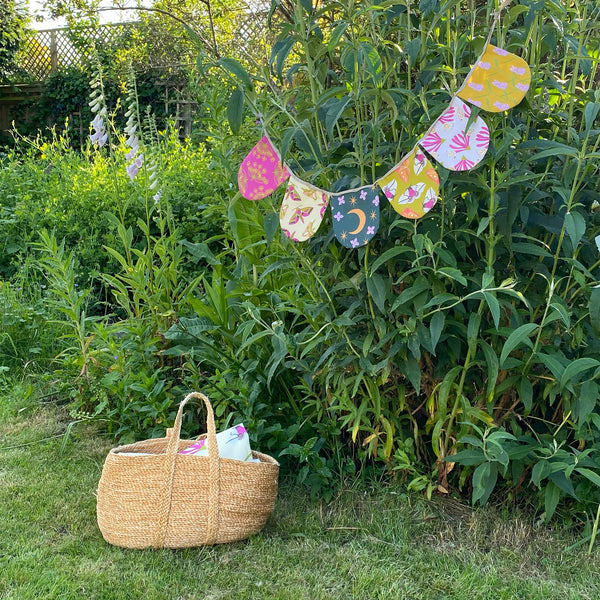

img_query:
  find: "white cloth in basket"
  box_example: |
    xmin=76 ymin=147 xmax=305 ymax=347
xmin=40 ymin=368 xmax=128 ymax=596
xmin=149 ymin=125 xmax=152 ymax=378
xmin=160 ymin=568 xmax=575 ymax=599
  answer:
xmin=179 ymin=423 xmax=254 ymax=461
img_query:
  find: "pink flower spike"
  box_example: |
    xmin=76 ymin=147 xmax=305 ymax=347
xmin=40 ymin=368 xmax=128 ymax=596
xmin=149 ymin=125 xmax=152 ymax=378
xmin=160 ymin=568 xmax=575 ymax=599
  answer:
xmin=91 ymin=115 xmax=104 ymax=130
xmin=98 ymin=133 xmax=108 ymax=148
xmin=126 ymin=162 xmax=140 ymax=179
xmin=125 ymin=147 xmax=137 ymax=161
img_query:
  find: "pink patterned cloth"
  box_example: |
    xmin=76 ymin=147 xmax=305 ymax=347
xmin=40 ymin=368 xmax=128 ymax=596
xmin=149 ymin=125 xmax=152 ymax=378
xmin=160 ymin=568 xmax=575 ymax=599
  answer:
xmin=238 ymin=136 xmax=291 ymax=200
xmin=419 ymin=98 xmax=489 ymax=171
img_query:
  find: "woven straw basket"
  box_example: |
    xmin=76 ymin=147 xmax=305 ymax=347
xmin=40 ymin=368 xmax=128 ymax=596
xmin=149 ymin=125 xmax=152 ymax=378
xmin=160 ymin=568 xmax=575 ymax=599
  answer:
xmin=96 ymin=392 xmax=279 ymax=549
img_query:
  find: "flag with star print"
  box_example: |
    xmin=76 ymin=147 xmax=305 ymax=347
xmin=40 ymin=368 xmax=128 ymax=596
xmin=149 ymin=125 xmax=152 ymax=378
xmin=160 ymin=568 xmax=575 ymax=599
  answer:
xmin=331 ymin=185 xmax=381 ymax=248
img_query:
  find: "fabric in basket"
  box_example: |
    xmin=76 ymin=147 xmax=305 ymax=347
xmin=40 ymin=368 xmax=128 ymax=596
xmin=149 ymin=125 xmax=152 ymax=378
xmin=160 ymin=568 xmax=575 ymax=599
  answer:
xmin=179 ymin=423 xmax=253 ymax=461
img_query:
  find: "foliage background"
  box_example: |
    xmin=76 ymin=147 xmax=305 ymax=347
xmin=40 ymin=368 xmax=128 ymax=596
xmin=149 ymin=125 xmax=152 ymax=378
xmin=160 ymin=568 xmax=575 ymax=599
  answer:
xmin=1 ymin=0 xmax=600 ymax=528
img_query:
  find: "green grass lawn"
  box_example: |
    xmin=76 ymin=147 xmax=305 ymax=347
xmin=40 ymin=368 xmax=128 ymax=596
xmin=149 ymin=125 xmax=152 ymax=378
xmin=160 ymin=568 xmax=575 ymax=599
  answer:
xmin=1 ymin=386 xmax=599 ymax=600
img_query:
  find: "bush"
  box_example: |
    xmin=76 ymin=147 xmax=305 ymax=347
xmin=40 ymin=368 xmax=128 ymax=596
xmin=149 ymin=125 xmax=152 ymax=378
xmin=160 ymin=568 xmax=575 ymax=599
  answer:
xmin=164 ymin=0 xmax=600 ymax=516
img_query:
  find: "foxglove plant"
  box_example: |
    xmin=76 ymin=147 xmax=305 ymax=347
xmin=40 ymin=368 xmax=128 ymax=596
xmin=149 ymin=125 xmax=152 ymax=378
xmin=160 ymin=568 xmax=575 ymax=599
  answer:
xmin=88 ymin=60 xmax=109 ymax=148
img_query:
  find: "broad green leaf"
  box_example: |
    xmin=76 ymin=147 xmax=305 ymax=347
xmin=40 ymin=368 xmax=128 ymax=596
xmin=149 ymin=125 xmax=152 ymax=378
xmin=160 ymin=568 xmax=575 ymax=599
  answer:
xmin=226 ymin=87 xmax=244 ymax=135
xmin=500 ymin=323 xmax=538 ymax=367
xmin=575 ymin=467 xmax=600 ymax=488
xmin=325 ymin=94 xmax=352 ymax=138
xmin=181 ymin=241 xmax=221 ymax=265
xmin=549 ymin=470 xmax=577 ymax=499
xmin=511 ymin=242 xmax=551 ymax=258
xmin=328 ymin=21 xmax=349 ymax=53
xmin=370 ymin=245 xmax=412 ymax=272
xmin=574 ymin=380 xmax=599 ymax=425
xmin=476 ymin=216 xmax=490 ymax=237
xmin=436 ymin=267 xmax=467 ymax=287
xmin=544 ymin=480 xmax=561 ymax=521
xmin=404 ymin=38 xmax=421 ymax=63
xmin=483 ymin=291 xmax=500 ymax=329
xmin=358 ymin=42 xmax=382 ymax=85
xmin=559 ymin=358 xmax=600 ymax=389
xmin=584 ymin=102 xmax=600 ymax=134
xmin=423 ymin=293 xmax=458 ymax=309
xmin=445 ymin=449 xmax=485 ymax=466
xmin=404 ymin=355 xmax=421 ymax=395
xmin=532 ymin=459 xmax=552 ymax=486
xmin=467 ymin=312 xmax=481 ymax=356
xmin=271 ymin=37 xmax=297 ymax=80
xmin=519 ymin=376 xmax=533 ymax=412
xmin=480 ymin=341 xmax=499 ymax=403
xmin=429 ymin=311 xmax=445 ymax=355
xmin=564 ymin=211 xmax=586 ymax=250
xmin=217 ymin=57 xmax=252 ymax=89
xmin=534 ymin=351 xmax=566 ymax=380
xmin=366 ymin=273 xmax=387 ymax=313
xmin=391 ymin=278 xmax=429 ymax=310
xmin=472 ymin=462 xmax=498 ymax=505
xmin=437 ymin=365 xmax=462 ymax=418
xmin=519 ymin=139 xmax=579 ymax=160
xmin=263 ymin=212 xmax=280 ymax=247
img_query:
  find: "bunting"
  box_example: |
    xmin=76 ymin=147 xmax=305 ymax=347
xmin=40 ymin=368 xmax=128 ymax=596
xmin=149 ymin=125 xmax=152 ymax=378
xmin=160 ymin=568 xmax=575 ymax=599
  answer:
xmin=237 ymin=7 xmax=531 ymax=248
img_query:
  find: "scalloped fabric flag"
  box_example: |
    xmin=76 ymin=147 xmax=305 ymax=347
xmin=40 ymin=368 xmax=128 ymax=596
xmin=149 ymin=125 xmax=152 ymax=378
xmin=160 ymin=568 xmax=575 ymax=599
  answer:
xmin=457 ymin=44 xmax=531 ymax=112
xmin=377 ymin=148 xmax=439 ymax=219
xmin=331 ymin=185 xmax=381 ymax=249
xmin=280 ymin=175 xmax=330 ymax=241
xmin=238 ymin=136 xmax=291 ymax=200
xmin=419 ymin=98 xmax=490 ymax=171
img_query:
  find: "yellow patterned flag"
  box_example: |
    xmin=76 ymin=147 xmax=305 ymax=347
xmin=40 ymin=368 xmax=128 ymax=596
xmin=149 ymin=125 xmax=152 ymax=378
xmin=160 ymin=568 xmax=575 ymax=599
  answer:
xmin=377 ymin=148 xmax=439 ymax=219
xmin=458 ymin=44 xmax=531 ymax=112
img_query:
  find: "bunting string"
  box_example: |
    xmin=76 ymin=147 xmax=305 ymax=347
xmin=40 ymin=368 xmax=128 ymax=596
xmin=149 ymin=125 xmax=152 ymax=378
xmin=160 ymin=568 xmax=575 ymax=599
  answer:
xmin=237 ymin=0 xmax=531 ymax=248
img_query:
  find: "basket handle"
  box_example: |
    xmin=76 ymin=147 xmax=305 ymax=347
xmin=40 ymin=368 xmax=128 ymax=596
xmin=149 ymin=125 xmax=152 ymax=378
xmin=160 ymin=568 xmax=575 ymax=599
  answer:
xmin=155 ymin=392 xmax=220 ymax=547
xmin=165 ymin=392 xmax=219 ymax=458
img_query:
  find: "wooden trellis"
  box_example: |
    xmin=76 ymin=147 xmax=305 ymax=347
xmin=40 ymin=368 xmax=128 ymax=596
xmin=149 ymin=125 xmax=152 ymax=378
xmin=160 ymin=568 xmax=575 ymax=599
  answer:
xmin=20 ymin=24 xmax=135 ymax=81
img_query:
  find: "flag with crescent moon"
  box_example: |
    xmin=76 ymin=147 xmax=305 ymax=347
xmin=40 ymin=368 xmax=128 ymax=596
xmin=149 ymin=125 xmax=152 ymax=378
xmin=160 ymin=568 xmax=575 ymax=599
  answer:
xmin=331 ymin=185 xmax=381 ymax=249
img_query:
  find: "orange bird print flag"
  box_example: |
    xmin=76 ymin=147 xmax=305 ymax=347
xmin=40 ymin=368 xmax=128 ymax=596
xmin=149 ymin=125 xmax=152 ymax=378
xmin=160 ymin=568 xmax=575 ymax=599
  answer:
xmin=378 ymin=148 xmax=439 ymax=219
xmin=331 ymin=185 xmax=381 ymax=248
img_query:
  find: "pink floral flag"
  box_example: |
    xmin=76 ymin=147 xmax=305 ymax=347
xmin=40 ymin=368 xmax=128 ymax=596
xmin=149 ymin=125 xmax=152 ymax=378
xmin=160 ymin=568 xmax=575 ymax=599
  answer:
xmin=279 ymin=174 xmax=330 ymax=242
xmin=238 ymin=136 xmax=291 ymax=200
xmin=419 ymin=98 xmax=490 ymax=171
